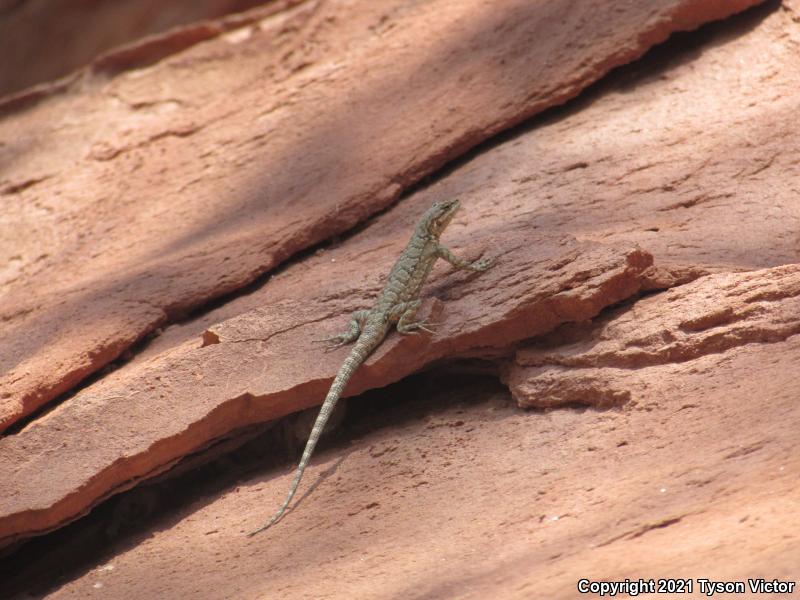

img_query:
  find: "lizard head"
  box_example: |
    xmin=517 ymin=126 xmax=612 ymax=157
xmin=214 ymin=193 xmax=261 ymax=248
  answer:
xmin=420 ymin=199 xmax=460 ymax=238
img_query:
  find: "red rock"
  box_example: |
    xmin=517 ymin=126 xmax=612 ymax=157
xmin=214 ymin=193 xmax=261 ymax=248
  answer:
xmin=503 ymin=265 xmax=800 ymax=408
xmin=0 ymin=0 xmax=285 ymax=98
xmin=0 ymin=222 xmax=651 ymax=546
xmin=18 ymin=331 xmax=800 ymax=598
xmin=0 ymin=0 xmax=761 ymax=431
xmin=7 ymin=0 xmax=800 ymax=597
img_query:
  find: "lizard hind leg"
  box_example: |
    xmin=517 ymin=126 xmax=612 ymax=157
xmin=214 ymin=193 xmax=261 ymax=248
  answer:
xmin=395 ymin=300 xmax=435 ymax=335
xmin=313 ymin=310 xmax=369 ymax=349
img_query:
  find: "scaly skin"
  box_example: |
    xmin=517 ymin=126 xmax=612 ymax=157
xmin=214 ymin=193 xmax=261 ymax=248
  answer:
xmin=249 ymin=199 xmax=493 ymax=535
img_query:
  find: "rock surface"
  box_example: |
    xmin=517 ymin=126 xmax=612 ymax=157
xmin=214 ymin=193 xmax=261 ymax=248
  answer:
xmin=0 ymin=0 xmax=760 ymax=431
xmin=0 ymin=228 xmax=652 ymax=546
xmin=4 ymin=0 xmax=800 ymax=598
xmin=503 ymin=265 xmax=800 ymax=408
xmin=32 ymin=339 xmax=800 ymax=599
xmin=0 ymin=0 xmax=275 ymax=98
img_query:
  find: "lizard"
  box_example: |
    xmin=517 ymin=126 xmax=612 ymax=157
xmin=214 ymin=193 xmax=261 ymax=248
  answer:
xmin=248 ymin=198 xmax=493 ymax=536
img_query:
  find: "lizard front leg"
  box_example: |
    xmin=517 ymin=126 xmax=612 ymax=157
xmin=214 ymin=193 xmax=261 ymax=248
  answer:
xmin=393 ymin=300 xmax=434 ymax=334
xmin=315 ymin=310 xmax=369 ymax=348
xmin=437 ymin=245 xmax=494 ymax=272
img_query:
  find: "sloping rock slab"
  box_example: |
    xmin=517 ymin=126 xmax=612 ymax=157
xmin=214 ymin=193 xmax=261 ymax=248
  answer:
xmin=136 ymin=0 xmax=800 ymax=363
xmin=0 ymin=0 xmax=762 ymax=431
xmin=0 ymin=234 xmax=651 ymax=547
xmin=503 ymin=264 xmax=800 ymax=408
xmin=38 ymin=333 xmax=800 ymax=599
xmin=0 ymin=0 xmax=283 ymax=98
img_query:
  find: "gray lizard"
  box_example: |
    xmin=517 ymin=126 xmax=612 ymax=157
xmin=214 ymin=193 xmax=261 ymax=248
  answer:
xmin=249 ymin=198 xmax=493 ymax=536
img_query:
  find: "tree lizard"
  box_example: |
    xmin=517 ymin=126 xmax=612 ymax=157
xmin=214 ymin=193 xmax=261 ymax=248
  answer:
xmin=249 ymin=199 xmax=493 ymax=535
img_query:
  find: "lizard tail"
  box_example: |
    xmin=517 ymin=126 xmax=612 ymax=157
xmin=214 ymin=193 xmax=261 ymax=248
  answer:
xmin=248 ymin=337 xmax=373 ymax=536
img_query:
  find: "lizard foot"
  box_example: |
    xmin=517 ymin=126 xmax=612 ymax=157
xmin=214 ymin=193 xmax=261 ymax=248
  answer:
xmin=312 ymin=335 xmax=352 ymax=350
xmin=470 ymin=256 xmax=496 ymax=272
xmin=397 ymin=321 xmax=436 ymax=335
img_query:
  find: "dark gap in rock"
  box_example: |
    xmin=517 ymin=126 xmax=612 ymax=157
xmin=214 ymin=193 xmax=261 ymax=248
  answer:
xmin=0 ymin=372 xmax=510 ymax=598
xmin=4 ymin=0 xmax=777 ymax=436
xmin=158 ymin=0 xmax=781 ymax=335
xmin=0 ymin=328 xmax=162 ymax=436
xmin=423 ymin=0 xmax=778 ymax=184
xmin=4 ymin=325 xmax=166 ymax=435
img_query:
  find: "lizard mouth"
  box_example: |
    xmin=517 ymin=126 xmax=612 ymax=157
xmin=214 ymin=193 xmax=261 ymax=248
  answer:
xmin=435 ymin=199 xmax=460 ymax=229
xmin=440 ymin=199 xmax=460 ymax=218
xmin=424 ymin=198 xmax=461 ymax=235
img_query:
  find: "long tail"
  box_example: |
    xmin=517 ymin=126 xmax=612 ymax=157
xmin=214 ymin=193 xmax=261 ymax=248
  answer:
xmin=248 ymin=336 xmax=374 ymax=536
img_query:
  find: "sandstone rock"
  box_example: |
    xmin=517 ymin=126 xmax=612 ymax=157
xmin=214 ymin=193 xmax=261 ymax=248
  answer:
xmin=0 ymin=220 xmax=651 ymax=546
xmin=3 ymin=1 xmax=800 ymax=597
xmin=19 ymin=332 xmax=800 ymax=598
xmin=0 ymin=0 xmax=282 ymax=98
xmin=503 ymin=265 xmax=800 ymax=408
xmin=0 ymin=0 xmax=762 ymax=431
xmin=137 ymin=0 xmax=800 ymax=362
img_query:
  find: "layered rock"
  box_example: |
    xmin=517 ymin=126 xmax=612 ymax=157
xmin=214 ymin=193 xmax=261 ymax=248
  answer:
xmin=0 ymin=227 xmax=651 ymax=546
xmin=0 ymin=0 xmax=761 ymax=430
xmin=4 ymin=0 xmax=800 ymax=597
xmin=503 ymin=265 xmax=800 ymax=408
